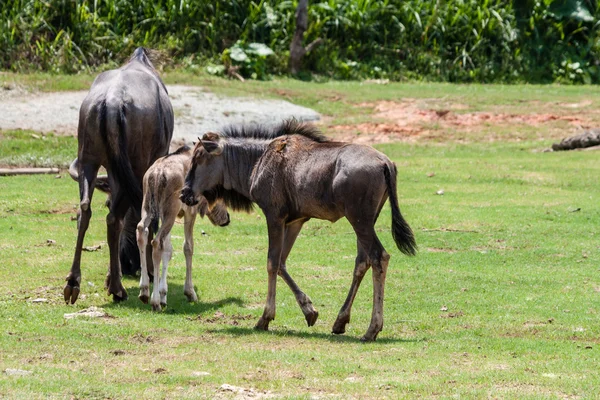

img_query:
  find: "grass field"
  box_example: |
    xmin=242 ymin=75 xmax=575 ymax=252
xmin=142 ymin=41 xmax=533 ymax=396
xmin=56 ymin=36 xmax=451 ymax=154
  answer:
xmin=0 ymin=74 xmax=599 ymax=399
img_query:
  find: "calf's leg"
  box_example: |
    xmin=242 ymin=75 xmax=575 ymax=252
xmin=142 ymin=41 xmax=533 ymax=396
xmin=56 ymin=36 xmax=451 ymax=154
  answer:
xmin=158 ymin=235 xmax=172 ymax=308
xmin=278 ymin=220 xmax=319 ymax=327
xmin=136 ymin=213 xmax=152 ymax=304
xmin=332 ymin=242 xmax=369 ymax=334
xmin=255 ymin=218 xmax=285 ymax=331
xmin=183 ymin=206 xmax=199 ymax=302
xmin=362 ymin=244 xmax=389 ymax=342
xmin=150 ymin=216 xmax=176 ymax=311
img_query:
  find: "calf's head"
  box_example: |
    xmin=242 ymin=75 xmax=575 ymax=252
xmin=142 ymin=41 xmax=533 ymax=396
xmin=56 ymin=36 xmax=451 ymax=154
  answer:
xmin=180 ymin=132 xmax=224 ymax=207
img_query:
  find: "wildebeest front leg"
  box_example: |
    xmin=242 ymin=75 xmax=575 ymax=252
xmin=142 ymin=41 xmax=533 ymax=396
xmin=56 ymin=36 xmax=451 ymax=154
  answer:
xmin=332 ymin=243 xmax=369 ymax=335
xmin=183 ymin=207 xmax=198 ymax=302
xmin=278 ymin=220 xmax=319 ymax=327
xmin=255 ymin=219 xmax=285 ymax=331
xmin=65 ymin=163 xmax=99 ymax=304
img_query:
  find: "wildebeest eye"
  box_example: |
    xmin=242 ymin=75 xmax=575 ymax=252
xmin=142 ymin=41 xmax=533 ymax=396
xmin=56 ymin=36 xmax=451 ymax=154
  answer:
xmin=201 ymin=140 xmax=223 ymax=155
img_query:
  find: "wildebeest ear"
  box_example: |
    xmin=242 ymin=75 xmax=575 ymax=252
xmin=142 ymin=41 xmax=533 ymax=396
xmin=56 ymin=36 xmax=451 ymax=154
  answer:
xmin=201 ymin=139 xmax=223 ymax=155
xmin=202 ymin=132 xmax=220 ymax=142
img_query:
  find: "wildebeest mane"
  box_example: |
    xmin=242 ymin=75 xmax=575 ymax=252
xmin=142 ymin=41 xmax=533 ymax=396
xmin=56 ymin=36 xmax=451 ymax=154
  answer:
xmin=202 ymin=185 xmax=254 ymax=213
xmin=220 ymin=119 xmax=328 ymax=143
xmin=129 ymin=47 xmax=157 ymax=69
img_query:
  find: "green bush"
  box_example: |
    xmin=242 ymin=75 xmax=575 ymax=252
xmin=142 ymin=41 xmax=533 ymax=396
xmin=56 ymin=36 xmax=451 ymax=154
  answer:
xmin=1 ymin=0 xmax=600 ymax=83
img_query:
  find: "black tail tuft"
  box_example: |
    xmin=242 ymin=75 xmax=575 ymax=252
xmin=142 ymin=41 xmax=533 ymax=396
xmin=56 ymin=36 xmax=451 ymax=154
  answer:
xmin=383 ymin=164 xmax=417 ymax=256
xmin=100 ymin=103 xmax=143 ymax=216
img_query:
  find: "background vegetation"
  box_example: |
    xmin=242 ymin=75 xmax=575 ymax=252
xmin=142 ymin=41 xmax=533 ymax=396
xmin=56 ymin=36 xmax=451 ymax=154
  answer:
xmin=2 ymin=0 xmax=600 ymax=83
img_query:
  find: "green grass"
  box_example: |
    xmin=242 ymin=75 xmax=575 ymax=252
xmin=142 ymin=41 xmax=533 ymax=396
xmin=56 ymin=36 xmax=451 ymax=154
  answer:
xmin=1 ymin=77 xmax=599 ymax=398
xmin=0 ymin=130 xmax=77 ymax=168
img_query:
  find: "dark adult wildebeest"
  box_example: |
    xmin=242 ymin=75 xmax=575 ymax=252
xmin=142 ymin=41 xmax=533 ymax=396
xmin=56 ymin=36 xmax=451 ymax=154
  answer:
xmin=137 ymin=146 xmax=230 ymax=311
xmin=180 ymin=120 xmax=417 ymax=341
xmin=65 ymin=47 xmax=174 ymax=304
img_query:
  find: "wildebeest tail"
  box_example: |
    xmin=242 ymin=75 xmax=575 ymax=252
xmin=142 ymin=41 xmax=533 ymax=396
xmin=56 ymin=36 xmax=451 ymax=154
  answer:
xmin=100 ymin=100 xmax=143 ymax=211
xmin=383 ymin=163 xmax=417 ymax=256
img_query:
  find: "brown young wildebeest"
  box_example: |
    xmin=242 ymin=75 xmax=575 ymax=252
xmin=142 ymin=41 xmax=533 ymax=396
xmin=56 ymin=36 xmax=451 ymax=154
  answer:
xmin=136 ymin=146 xmax=230 ymax=311
xmin=180 ymin=120 xmax=417 ymax=341
xmin=64 ymin=47 xmax=174 ymax=304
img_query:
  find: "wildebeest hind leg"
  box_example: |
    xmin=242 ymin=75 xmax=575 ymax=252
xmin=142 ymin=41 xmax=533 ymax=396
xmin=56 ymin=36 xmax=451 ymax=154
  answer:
xmin=361 ymin=234 xmax=389 ymax=342
xmin=64 ymin=163 xmax=99 ymax=304
xmin=105 ymin=192 xmax=129 ymax=302
xmin=332 ymin=242 xmax=369 ymax=335
xmin=150 ymin=216 xmax=175 ymax=311
xmin=136 ymin=212 xmax=152 ymax=304
xmin=278 ymin=220 xmax=319 ymax=327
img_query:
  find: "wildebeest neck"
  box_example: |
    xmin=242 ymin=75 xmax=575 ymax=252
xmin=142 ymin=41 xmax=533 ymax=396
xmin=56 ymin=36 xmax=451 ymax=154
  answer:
xmin=222 ymin=138 xmax=269 ymax=199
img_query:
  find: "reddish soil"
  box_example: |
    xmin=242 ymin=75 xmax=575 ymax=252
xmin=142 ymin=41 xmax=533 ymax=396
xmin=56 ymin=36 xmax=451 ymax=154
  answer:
xmin=329 ymin=99 xmax=591 ymax=143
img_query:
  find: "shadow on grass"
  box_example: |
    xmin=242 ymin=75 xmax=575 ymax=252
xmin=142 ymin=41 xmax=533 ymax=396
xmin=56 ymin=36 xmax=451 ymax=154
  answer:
xmin=101 ymin=278 xmax=422 ymax=344
xmin=102 ymin=282 xmax=245 ymax=316
xmin=209 ymin=325 xmax=426 ymax=344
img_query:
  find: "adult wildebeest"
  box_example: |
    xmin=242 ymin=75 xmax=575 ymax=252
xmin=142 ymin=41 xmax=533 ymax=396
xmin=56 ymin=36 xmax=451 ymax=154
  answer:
xmin=180 ymin=120 xmax=417 ymax=341
xmin=64 ymin=47 xmax=174 ymax=304
xmin=136 ymin=146 xmax=230 ymax=311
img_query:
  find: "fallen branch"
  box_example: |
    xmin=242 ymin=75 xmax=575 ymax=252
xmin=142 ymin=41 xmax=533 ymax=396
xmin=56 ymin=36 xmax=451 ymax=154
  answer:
xmin=552 ymin=129 xmax=600 ymax=151
xmin=0 ymin=167 xmax=59 ymax=176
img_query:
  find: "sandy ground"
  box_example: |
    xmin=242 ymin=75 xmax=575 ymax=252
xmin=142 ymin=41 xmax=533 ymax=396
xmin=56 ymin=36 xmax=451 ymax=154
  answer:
xmin=330 ymin=98 xmax=592 ymax=144
xmin=0 ymin=84 xmax=320 ymax=144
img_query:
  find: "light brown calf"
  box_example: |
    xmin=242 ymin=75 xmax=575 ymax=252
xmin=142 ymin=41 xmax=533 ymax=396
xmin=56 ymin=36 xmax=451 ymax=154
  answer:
xmin=136 ymin=146 xmax=229 ymax=311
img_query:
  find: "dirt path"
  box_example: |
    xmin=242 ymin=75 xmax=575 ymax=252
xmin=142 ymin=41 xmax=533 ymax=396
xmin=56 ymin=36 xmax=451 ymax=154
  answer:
xmin=0 ymin=85 xmax=320 ymax=144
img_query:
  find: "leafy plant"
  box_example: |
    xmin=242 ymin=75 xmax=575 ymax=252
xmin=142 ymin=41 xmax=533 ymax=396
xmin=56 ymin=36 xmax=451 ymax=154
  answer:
xmin=2 ymin=0 xmax=600 ymax=83
xmin=221 ymin=40 xmax=275 ymax=80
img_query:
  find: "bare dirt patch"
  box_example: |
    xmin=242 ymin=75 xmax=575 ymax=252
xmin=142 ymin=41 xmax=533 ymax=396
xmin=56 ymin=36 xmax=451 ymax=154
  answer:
xmin=329 ymin=99 xmax=592 ymax=143
xmin=0 ymin=85 xmax=320 ymax=145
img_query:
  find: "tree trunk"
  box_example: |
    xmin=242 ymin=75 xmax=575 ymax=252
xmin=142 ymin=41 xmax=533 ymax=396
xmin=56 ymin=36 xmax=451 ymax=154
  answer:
xmin=289 ymin=0 xmax=322 ymax=75
xmin=552 ymin=129 xmax=600 ymax=151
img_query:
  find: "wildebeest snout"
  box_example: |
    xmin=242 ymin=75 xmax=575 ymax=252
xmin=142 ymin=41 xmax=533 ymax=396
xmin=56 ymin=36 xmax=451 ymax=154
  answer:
xmin=220 ymin=212 xmax=231 ymax=227
xmin=180 ymin=187 xmax=198 ymax=206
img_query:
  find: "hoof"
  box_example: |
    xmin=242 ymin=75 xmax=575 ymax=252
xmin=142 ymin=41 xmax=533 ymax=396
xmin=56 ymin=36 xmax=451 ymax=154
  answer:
xmin=254 ymin=317 xmax=270 ymax=331
xmin=152 ymin=303 xmax=162 ymax=312
xmin=331 ymin=316 xmax=349 ymax=335
xmin=139 ymin=293 xmax=149 ymax=304
xmin=113 ymin=293 xmax=127 ymax=303
xmin=305 ymin=310 xmax=319 ymax=327
xmin=63 ymin=284 xmax=80 ymax=305
xmin=160 ymin=301 xmax=167 ymax=309
xmin=185 ymin=292 xmax=198 ymax=303
xmin=111 ymin=290 xmax=128 ymax=303
xmin=360 ymin=334 xmax=377 ymax=342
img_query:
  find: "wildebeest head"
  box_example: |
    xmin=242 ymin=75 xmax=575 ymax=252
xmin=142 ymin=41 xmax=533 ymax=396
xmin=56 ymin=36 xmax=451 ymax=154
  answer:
xmin=180 ymin=132 xmax=224 ymax=207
